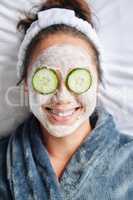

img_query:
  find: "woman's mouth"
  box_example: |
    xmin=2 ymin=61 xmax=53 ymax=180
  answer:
xmin=44 ymin=106 xmax=83 ymax=124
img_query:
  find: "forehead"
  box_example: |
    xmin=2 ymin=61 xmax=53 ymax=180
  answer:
xmin=29 ymin=43 xmax=94 ymax=77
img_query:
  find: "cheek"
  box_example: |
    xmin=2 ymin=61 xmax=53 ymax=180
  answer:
xmin=28 ymin=75 xmax=52 ymax=106
xmin=77 ymin=69 xmax=98 ymax=106
xmin=28 ymin=85 xmax=53 ymax=109
xmin=77 ymin=83 xmax=98 ymax=110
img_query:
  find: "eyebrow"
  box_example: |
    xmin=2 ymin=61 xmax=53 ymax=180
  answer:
xmin=32 ymin=65 xmax=73 ymax=76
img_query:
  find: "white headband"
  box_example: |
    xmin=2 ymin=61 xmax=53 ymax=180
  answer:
xmin=17 ymin=8 xmax=102 ymax=79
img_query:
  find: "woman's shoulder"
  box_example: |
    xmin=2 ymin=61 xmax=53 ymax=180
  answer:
xmin=113 ymin=132 xmax=133 ymax=159
xmin=0 ymin=136 xmax=11 ymax=200
xmin=108 ymin=132 xmax=133 ymax=176
xmin=118 ymin=132 xmax=133 ymax=151
xmin=102 ymin=133 xmax=133 ymax=198
xmin=119 ymin=132 xmax=133 ymax=142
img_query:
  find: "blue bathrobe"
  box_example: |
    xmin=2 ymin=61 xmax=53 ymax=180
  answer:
xmin=0 ymin=106 xmax=133 ymax=200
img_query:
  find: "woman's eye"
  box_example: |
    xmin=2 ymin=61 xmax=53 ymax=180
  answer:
xmin=32 ymin=67 xmax=59 ymax=95
xmin=66 ymin=68 xmax=92 ymax=95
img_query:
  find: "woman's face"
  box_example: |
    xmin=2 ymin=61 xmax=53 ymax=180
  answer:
xmin=26 ymin=34 xmax=98 ymax=137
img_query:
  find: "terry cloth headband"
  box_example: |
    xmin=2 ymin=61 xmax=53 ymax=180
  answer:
xmin=17 ymin=8 xmax=103 ymax=79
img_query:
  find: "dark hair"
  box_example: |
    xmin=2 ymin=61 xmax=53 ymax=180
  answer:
xmin=17 ymin=0 xmax=101 ymax=85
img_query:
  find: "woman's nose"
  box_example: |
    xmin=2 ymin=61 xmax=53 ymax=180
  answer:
xmin=53 ymin=80 xmax=75 ymax=104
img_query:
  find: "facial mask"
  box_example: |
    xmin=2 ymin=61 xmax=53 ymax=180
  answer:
xmin=27 ymin=44 xmax=98 ymax=137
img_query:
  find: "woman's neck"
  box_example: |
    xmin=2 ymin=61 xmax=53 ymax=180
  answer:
xmin=41 ymin=120 xmax=92 ymax=161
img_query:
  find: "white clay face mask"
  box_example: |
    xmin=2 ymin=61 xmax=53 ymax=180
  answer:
xmin=27 ymin=43 xmax=98 ymax=137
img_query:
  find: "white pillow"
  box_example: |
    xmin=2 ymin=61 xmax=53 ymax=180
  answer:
xmin=0 ymin=0 xmax=133 ymax=137
xmin=0 ymin=0 xmax=41 ymax=137
xmin=90 ymin=0 xmax=133 ymax=135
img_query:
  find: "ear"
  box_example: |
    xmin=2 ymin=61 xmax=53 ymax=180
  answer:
xmin=24 ymin=79 xmax=29 ymax=94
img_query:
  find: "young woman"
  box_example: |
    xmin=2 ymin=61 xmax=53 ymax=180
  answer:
xmin=0 ymin=0 xmax=133 ymax=199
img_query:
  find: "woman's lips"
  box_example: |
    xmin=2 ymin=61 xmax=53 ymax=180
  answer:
xmin=44 ymin=106 xmax=83 ymax=124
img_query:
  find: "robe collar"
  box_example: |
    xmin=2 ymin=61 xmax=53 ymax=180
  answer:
xmin=7 ymin=105 xmax=119 ymax=200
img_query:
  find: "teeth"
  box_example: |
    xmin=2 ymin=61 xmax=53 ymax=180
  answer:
xmin=50 ymin=109 xmax=75 ymax=117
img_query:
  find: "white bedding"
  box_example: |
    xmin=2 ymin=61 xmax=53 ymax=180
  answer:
xmin=0 ymin=0 xmax=133 ymax=136
xmin=91 ymin=0 xmax=133 ymax=135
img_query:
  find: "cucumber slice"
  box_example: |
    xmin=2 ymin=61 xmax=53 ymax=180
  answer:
xmin=66 ymin=68 xmax=92 ymax=94
xmin=32 ymin=67 xmax=59 ymax=95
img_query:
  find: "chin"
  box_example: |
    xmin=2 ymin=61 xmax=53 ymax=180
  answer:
xmin=42 ymin=113 xmax=88 ymax=138
xmin=43 ymin=122 xmax=76 ymax=138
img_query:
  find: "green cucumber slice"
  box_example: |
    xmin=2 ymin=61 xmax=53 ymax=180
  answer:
xmin=66 ymin=68 xmax=92 ymax=94
xmin=32 ymin=67 xmax=59 ymax=95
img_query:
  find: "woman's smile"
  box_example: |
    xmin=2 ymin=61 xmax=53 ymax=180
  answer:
xmin=44 ymin=106 xmax=83 ymax=125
